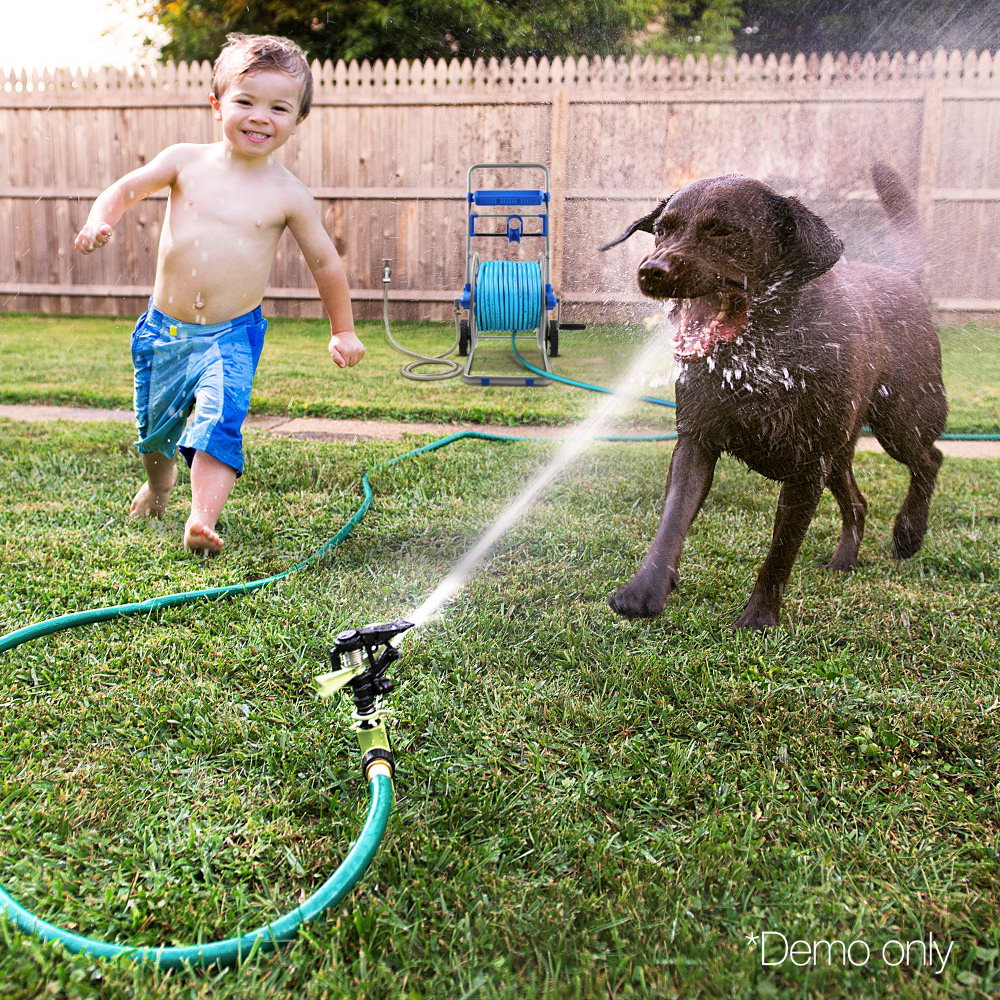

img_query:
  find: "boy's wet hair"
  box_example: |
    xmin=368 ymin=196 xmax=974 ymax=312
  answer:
xmin=212 ymin=33 xmax=314 ymax=119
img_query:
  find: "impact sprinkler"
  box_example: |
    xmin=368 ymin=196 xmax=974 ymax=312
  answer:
xmin=316 ymin=619 xmax=416 ymax=783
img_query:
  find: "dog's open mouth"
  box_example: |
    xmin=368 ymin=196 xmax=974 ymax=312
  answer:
xmin=670 ymin=291 xmax=750 ymax=359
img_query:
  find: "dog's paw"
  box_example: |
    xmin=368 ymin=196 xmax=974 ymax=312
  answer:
xmin=608 ymin=582 xmax=666 ymax=619
xmin=892 ymin=527 xmax=924 ymax=560
xmin=732 ymin=600 xmax=779 ymax=631
xmin=732 ymin=612 xmax=777 ymax=631
xmin=822 ymin=554 xmax=856 ymax=573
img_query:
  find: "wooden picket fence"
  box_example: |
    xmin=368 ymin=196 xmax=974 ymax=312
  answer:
xmin=1 ymin=48 xmax=998 ymax=322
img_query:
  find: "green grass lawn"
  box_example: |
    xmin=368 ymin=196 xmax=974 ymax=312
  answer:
xmin=1 ymin=313 xmax=998 ymax=433
xmin=1 ymin=420 xmax=998 ymax=998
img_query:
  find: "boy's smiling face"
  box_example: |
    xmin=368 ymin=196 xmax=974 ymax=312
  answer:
xmin=210 ymin=70 xmax=303 ymax=158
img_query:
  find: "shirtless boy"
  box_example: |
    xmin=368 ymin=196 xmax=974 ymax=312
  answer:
xmin=74 ymin=33 xmax=364 ymax=554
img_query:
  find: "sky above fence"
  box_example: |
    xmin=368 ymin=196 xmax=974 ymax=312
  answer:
xmin=0 ymin=0 xmax=166 ymax=70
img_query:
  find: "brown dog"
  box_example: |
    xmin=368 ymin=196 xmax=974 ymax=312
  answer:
xmin=600 ymin=163 xmax=947 ymax=629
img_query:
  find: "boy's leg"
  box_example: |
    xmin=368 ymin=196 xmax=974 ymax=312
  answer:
xmin=130 ymin=451 xmax=178 ymax=518
xmin=185 ymin=450 xmax=238 ymax=554
xmin=178 ymin=312 xmax=266 ymax=552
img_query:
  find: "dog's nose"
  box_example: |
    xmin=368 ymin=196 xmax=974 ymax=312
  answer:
xmin=638 ymin=256 xmax=685 ymax=298
xmin=638 ymin=253 xmax=716 ymax=300
xmin=639 ymin=258 xmax=672 ymax=278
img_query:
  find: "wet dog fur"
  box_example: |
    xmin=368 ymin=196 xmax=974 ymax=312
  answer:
xmin=600 ymin=163 xmax=947 ymax=629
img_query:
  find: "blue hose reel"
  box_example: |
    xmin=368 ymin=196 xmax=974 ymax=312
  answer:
xmin=476 ymin=261 xmax=543 ymax=333
xmin=455 ymin=164 xmax=563 ymax=386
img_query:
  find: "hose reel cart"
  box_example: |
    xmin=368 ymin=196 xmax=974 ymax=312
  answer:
xmin=455 ymin=163 xmax=568 ymax=386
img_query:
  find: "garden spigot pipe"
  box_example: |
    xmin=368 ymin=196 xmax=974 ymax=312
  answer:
xmin=380 ymin=256 xmax=464 ymax=380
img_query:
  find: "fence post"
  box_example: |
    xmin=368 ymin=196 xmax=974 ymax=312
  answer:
xmin=917 ymin=82 xmax=943 ymax=234
xmin=549 ymin=86 xmax=569 ymax=297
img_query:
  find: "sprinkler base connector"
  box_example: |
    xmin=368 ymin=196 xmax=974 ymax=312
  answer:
xmin=362 ymin=748 xmax=396 ymax=781
xmin=357 ymin=720 xmax=395 ymax=781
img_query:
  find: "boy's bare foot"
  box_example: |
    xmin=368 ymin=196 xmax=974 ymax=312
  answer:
xmin=185 ymin=519 xmax=224 ymax=555
xmin=130 ymin=476 xmax=176 ymax=518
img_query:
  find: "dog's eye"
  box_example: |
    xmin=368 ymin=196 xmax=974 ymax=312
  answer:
xmin=653 ymin=214 xmax=679 ymax=238
xmin=703 ymin=221 xmax=736 ymax=239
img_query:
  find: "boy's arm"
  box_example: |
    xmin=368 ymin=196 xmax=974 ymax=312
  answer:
xmin=74 ymin=145 xmax=185 ymax=253
xmin=286 ymin=186 xmax=364 ymax=368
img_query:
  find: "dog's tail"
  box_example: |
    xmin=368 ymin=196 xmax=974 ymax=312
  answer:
xmin=872 ymin=161 xmax=925 ymax=281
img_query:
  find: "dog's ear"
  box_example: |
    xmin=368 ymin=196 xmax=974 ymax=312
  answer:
xmin=599 ymin=200 xmax=669 ymax=252
xmin=775 ymin=196 xmax=844 ymax=288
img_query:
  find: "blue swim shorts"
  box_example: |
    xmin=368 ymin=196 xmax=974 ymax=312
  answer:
xmin=131 ymin=301 xmax=267 ymax=475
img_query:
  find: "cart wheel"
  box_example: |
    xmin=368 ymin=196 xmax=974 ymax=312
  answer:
xmin=546 ymin=319 xmax=559 ymax=358
xmin=458 ymin=319 xmax=470 ymax=357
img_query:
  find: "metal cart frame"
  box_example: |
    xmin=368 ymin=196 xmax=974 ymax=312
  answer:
xmin=455 ymin=163 xmax=561 ymax=386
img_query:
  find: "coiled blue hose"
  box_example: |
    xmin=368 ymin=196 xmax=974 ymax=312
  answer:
xmin=475 ymin=260 xmax=543 ymax=332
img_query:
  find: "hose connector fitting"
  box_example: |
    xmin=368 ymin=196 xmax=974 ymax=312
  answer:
xmin=362 ymin=747 xmax=396 ymax=781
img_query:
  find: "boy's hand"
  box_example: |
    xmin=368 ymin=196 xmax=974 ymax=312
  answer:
xmin=75 ymin=223 xmax=113 ymax=254
xmin=329 ymin=330 xmax=365 ymax=368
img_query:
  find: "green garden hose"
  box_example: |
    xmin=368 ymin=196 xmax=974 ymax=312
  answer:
xmin=1 ymin=428 xmax=679 ymax=970
xmin=383 ymin=295 xmax=997 ymax=441
xmin=509 ymin=333 xmax=677 ymax=408
xmin=0 ymin=775 xmax=392 ymax=970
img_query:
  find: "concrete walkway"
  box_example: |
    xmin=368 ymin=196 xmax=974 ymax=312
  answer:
xmin=1 ymin=403 xmax=998 ymax=457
